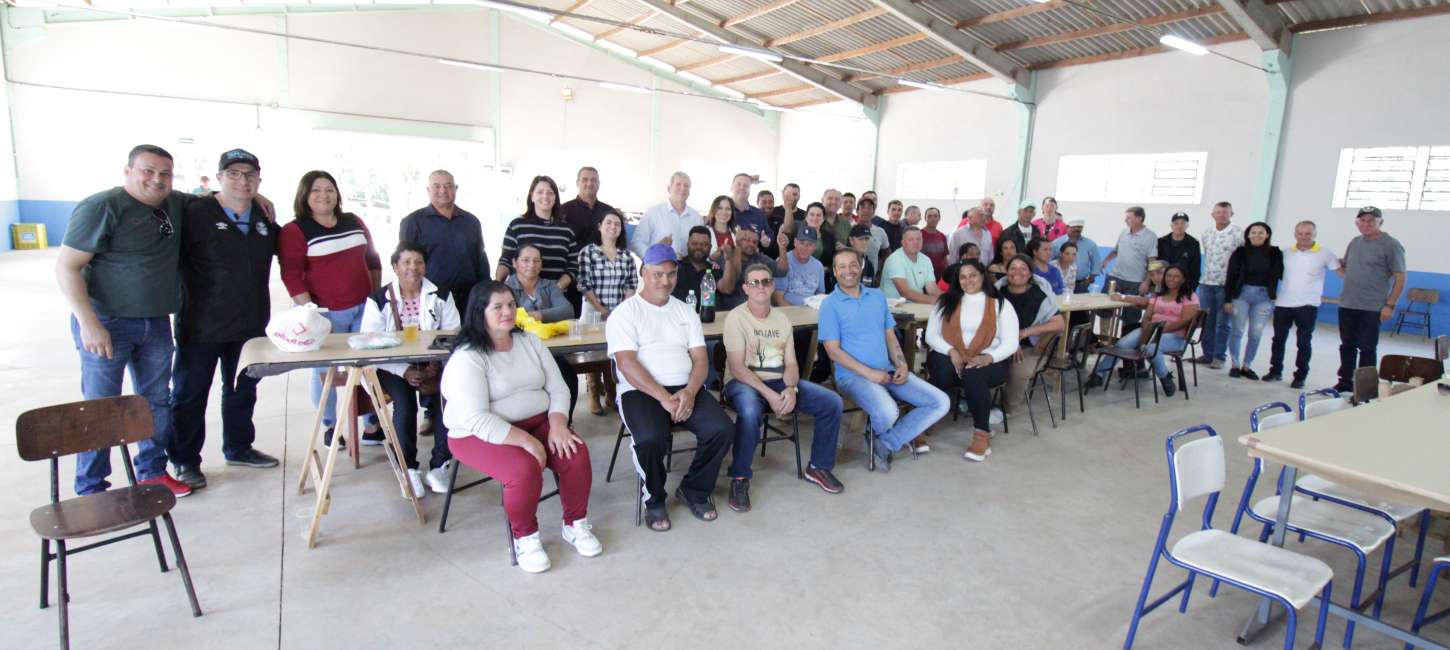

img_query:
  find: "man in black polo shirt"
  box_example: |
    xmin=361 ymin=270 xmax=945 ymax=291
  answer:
xmin=1157 ymin=211 xmax=1202 ymax=291
xmin=671 ymin=226 xmax=722 ymax=304
xmin=874 ymin=199 xmax=905 ymax=253
xmin=398 ymin=169 xmax=489 ymax=311
xmin=170 ymin=149 xmax=281 ymax=488
xmin=561 ymin=165 xmax=615 ymax=244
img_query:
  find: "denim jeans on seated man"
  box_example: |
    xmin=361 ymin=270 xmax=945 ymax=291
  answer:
xmin=310 ymin=303 xmax=367 ymax=427
xmin=723 ymin=378 xmax=842 ymax=479
xmin=70 ymin=315 xmax=176 ymax=495
xmin=1196 ymin=284 xmax=1229 ymax=362
xmin=833 ymin=371 xmax=949 ymax=454
xmin=1092 ymin=329 xmax=1187 ymax=380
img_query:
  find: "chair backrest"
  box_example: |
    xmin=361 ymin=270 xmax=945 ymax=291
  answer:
xmin=1437 ymin=335 xmax=1449 ymax=361
xmin=1066 ymin=322 xmax=1094 ymax=354
xmin=1353 ymin=366 xmax=1380 ymax=404
xmin=1378 ymin=354 xmax=1445 ymax=384
xmin=1407 ymin=287 xmax=1439 ymax=303
xmin=1134 ymin=321 xmax=1165 ymax=353
xmin=15 ymin=395 xmax=154 ymax=461
xmin=1170 ymin=427 xmax=1225 ymax=510
xmin=1031 ymin=331 xmax=1062 ymax=374
xmin=1298 ymin=388 xmax=1351 ymax=420
xmin=1182 ymin=310 xmax=1207 ymax=345
xmin=1251 ymin=402 xmax=1296 ymax=433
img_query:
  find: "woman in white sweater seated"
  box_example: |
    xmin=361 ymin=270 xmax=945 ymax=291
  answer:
xmin=924 ymin=259 xmax=1020 ymax=462
xmin=441 ymin=281 xmax=600 ymax=573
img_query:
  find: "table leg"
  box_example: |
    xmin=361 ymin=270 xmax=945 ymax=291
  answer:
xmin=297 ymin=366 xmax=337 ymax=496
xmin=1239 ymin=465 xmax=1298 ymax=644
xmin=362 ymin=367 xmax=427 ymax=525
xmin=304 ymin=368 xmax=360 ymax=548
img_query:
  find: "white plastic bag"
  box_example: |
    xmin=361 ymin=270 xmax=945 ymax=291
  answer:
xmin=266 ymin=303 xmax=333 ymax=352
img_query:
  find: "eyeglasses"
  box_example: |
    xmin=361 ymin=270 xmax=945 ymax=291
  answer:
xmin=744 ymin=278 xmax=774 ymax=288
xmin=221 ymin=169 xmax=260 ymax=182
xmin=151 ymin=208 xmax=174 ymax=238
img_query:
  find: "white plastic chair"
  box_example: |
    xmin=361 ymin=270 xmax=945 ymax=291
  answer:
xmin=1124 ymin=424 xmax=1331 ymax=650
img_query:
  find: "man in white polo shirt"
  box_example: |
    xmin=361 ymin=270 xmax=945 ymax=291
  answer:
xmin=607 ymin=243 xmax=732 ymax=531
xmin=1263 ymin=220 xmax=1340 ymax=389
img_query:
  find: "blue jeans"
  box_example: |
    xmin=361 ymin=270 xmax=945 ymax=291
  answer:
xmin=1229 ymin=285 xmax=1274 ymax=367
xmin=834 ymin=371 xmax=949 ymax=453
xmin=311 ymin=303 xmax=366 ymax=427
xmin=723 ymin=378 xmax=843 ymax=478
xmin=70 ymin=315 xmax=175 ymax=494
xmin=1093 ymin=329 xmax=1187 ymax=379
xmin=1198 ymin=284 xmax=1230 ymax=361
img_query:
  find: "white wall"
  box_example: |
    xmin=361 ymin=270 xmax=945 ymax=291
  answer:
xmin=1269 ymin=13 xmax=1450 ymax=274
xmin=776 ymin=103 xmax=876 ymax=206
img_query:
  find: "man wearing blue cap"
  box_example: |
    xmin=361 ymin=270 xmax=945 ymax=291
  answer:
xmin=773 ymin=225 xmax=825 ymax=306
xmin=607 ymin=243 xmax=733 ymax=531
xmin=170 ymin=149 xmax=281 ymax=489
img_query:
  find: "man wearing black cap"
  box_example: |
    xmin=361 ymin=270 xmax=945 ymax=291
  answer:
xmin=170 ymin=149 xmax=281 ymax=488
xmin=1332 ymin=206 xmax=1407 ymax=392
xmin=1157 ymin=212 xmax=1201 ymax=291
xmin=848 ymin=224 xmax=878 ymax=288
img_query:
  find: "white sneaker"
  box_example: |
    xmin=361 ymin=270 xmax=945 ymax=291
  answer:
xmin=562 ymin=518 xmax=603 ymax=558
xmin=513 ymin=533 xmax=551 ymax=573
xmin=403 ymin=469 xmax=426 ymax=499
xmin=989 ymin=408 xmax=1004 ymax=425
xmin=424 ymin=462 xmax=451 ymax=494
xmin=914 ymin=442 xmax=931 ymax=454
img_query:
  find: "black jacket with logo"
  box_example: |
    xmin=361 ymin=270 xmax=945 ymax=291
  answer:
xmin=175 ymin=195 xmax=277 ymax=344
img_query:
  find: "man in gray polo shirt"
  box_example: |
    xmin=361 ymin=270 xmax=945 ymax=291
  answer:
xmin=1332 ymin=206 xmax=1407 ymax=392
xmin=1102 ymin=206 xmax=1158 ymax=330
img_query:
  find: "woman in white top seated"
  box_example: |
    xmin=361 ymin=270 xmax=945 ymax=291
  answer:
xmin=441 ymin=281 xmax=600 ymax=573
xmin=360 ymin=241 xmax=460 ymax=498
xmin=924 ymin=259 xmax=1020 ymax=463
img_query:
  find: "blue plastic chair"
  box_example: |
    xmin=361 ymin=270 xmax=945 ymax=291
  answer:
xmin=1124 ymin=424 xmax=1332 ymax=650
xmin=1406 ymin=556 xmax=1449 ymax=650
xmin=1296 ymin=388 xmax=1432 ymax=593
xmin=1223 ymin=402 xmax=1397 ymax=649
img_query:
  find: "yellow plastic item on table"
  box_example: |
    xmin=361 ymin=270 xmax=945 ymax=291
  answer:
xmin=515 ymin=308 xmax=571 ymax=339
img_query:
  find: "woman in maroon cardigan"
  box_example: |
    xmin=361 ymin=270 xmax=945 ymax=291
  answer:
xmin=277 ymin=170 xmax=382 ymax=437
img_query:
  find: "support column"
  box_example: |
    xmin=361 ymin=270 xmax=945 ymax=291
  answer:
xmin=862 ymin=101 xmax=882 ymax=190
xmin=1009 ymin=72 xmax=1037 ymax=207
xmin=1251 ymin=45 xmax=1292 ymax=223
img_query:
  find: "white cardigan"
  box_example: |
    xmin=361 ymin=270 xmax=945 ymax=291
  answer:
xmin=360 ymin=278 xmax=461 ymax=377
xmin=924 ymin=292 xmax=1021 ymax=363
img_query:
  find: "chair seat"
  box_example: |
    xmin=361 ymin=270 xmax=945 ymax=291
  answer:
xmin=1297 ymin=475 xmax=1426 ymax=522
xmin=1252 ymin=495 xmax=1396 ymax=553
xmin=1101 ymin=348 xmax=1150 ymax=360
xmin=1172 ymin=529 xmax=1333 ymax=609
xmin=30 ymin=484 xmax=176 ymax=540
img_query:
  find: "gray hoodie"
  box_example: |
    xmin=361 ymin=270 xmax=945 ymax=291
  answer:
xmin=994 ymin=274 xmax=1061 ymax=345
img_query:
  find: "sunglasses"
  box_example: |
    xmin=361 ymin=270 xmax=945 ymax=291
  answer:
xmin=151 ymin=208 xmax=174 ymax=238
xmin=743 ymin=278 xmax=774 ymax=288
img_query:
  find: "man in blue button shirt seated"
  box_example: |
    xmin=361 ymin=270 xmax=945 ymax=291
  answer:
xmin=772 ymin=225 xmax=826 ymax=306
xmin=819 ymin=249 xmax=949 ymax=472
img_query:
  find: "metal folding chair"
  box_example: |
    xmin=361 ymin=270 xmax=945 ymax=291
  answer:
xmin=1408 ymin=557 xmax=1450 ymax=649
xmin=1163 ymin=311 xmax=1205 ymax=399
xmin=1022 ymin=331 xmax=1061 ymax=434
xmin=1092 ymin=321 xmax=1165 ymax=408
xmin=1391 ymin=288 xmax=1437 ymax=338
xmin=1045 ymin=322 xmax=1093 ymax=421
xmin=711 ymin=342 xmax=804 ymax=479
xmin=1123 ymin=423 xmax=1332 ymax=650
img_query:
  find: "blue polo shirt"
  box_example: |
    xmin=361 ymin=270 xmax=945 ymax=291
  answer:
xmin=734 ymin=205 xmax=771 ymax=241
xmin=819 ymin=284 xmax=895 ymax=383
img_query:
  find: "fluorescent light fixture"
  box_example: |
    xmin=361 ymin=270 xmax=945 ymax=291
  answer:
xmin=438 ymin=58 xmax=506 ymax=73
xmin=677 ymin=71 xmax=712 ymax=86
xmin=596 ymin=39 xmax=638 ymax=58
xmin=598 ymin=81 xmax=652 ymax=94
xmin=474 ymin=0 xmax=551 ymax=22
xmin=639 ymin=56 xmax=676 ymax=74
xmin=898 ymin=78 xmax=944 ymax=91
xmin=718 ymin=44 xmax=784 ymax=63
xmin=749 ymin=100 xmax=790 ymax=112
xmin=551 ymin=22 xmax=593 ymax=41
xmin=714 ymin=86 xmax=746 ymax=100
xmin=1158 ymin=34 xmax=1209 ymax=56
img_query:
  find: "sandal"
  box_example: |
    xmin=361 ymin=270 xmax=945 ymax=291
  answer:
xmin=645 ymin=505 xmax=671 ymax=532
xmin=675 ymin=487 xmax=718 ymax=522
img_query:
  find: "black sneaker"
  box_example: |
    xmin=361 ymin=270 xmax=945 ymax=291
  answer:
xmin=1290 ymin=378 xmax=1306 ymax=390
xmin=1334 ymin=382 xmax=1353 ymax=393
xmin=1228 ymin=367 xmax=1242 ymax=378
xmin=323 ymin=426 xmax=345 ymax=449
xmin=174 ymin=465 xmax=207 ymax=489
xmin=1240 ymin=368 xmax=1260 ymax=381
xmin=803 ymin=466 xmax=844 ymax=494
xmin=1262 ymin=372 xmax=1282 ymax=382
xmin=361 ymin=430 xmax=385 ymax=446
xmin=226 ymin=448 xmax=280 ymax=468
xmin=1160 ymin=374 xmax=1177 ymax=397
xmin=1193 ymin=354 xmax=1213 ymax=364
xmin=728 ymin=478 xmax=751 ymax=513
xmin=1084 ymin=374 xmax=1105 ymax=389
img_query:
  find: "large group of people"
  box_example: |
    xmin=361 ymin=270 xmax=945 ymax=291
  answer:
xmin=57 ymin=143 xmax=1409 ymax=573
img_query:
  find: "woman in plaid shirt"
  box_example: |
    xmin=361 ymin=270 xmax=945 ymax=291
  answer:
xmin=577 ymin=210 xmax=637 ymax=414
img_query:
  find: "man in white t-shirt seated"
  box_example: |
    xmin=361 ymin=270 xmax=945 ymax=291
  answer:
xmin=1264 ymin=220 xmax=1341 ymax=389
xmin=606 ymin=243 xmax=733 ymax=532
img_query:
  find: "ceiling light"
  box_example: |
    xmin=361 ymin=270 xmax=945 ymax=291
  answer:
xmin=718 ymin=44 xmax=784 ymax=63
xmin=1158 ymin=34 xmax=1209 ymax=56
xmin=598 ymin=81 xmax=652 ymax=94
xmin=898 ymin=79 xmax=944 ymax=91
xmin=438 ymin=59 xmax=506 ymax=73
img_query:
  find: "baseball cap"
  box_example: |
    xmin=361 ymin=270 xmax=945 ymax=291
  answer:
xmin=1171 ymin=212 xmax=1190 ymax=222
xmin=641 ymin=243 xmax=677 ymax=266
xmin=849 ymin=224 xmax=872 ymax=239
xmin=1019 ymin=200 xmax=1036 ymax=210
xmin=1356 ymin=206 xmax=1383 ymax=219
xmin=218 ymin=148 xmax=260 ymax=172
xmin=1068 ymin=219 xmax=1085 ymax=228
xmin=795 ymin=225 xmax=819 ymax=242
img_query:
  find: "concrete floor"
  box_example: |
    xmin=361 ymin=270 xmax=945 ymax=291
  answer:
xmin=0 ymin=247 xmax=1444 ymax=649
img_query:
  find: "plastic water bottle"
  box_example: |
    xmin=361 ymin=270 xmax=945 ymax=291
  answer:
xmin=1062 ymin=264 xmax=1076 ymax=303
xmin=699 ymin=272 xmax=717 ymax=323
xmin=686 ymin=290 xmax=697 ymax=314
